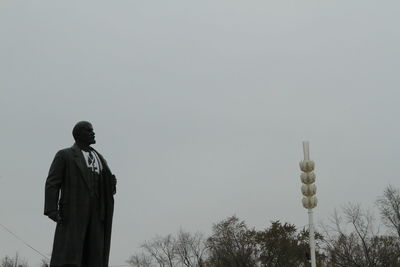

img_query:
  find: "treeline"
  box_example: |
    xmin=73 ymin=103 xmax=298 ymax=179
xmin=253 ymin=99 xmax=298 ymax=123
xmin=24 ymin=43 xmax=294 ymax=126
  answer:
xmin=0 ymin=253 xmax=47 ymax=267
xmin=128 ymin=217 xmax=322 ymax=267
xmin=128 ymin=185 xmax=400 ymax=267
xmin=2 ymin=185 xmax=400 ymax=267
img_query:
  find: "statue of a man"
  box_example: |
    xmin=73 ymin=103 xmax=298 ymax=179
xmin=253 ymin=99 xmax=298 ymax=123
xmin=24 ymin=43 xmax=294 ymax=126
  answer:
xmin=44 ymin=121 xmax=116 ymax=267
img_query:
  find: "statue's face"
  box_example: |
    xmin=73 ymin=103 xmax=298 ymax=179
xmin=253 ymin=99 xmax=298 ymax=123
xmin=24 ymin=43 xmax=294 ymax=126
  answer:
xmin=77 ymin=122 xmax=96 ymax=145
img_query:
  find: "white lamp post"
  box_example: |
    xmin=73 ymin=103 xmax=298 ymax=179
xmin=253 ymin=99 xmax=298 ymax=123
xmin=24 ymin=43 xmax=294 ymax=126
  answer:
xmin=300 ymin=141 xmax=317 ymax=267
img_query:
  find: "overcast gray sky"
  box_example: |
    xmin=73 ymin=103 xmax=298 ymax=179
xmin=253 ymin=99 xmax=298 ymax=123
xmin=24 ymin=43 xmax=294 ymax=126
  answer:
xmin=1 ymin=1 xmax=400 ymax=266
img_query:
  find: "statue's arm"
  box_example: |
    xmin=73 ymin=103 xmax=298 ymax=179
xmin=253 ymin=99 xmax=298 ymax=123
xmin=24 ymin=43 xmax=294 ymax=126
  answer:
xmin=112 ymin=174 xmax=117 ymax=195
xmin=95 ymin=150 xmax=117 ymax=195
xmin=44 ymin=150 xmax=65 ymax=218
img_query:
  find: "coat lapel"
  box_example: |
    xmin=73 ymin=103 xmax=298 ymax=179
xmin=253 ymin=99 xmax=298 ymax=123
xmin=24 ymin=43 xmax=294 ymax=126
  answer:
xmin=71 ymin=143 xmax=90 ymax=189
xmin=92 ymin=148 xmax=111 ymax=174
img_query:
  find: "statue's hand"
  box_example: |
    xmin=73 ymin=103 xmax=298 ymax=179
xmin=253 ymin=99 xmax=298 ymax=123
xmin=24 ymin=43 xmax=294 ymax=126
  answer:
xmin=47 ymin=210 xmax=62 ymax=224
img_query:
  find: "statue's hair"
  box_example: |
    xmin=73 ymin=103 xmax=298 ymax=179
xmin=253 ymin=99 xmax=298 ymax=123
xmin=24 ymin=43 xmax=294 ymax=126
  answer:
xmin=72 ymin=121 xmax=91 ymax=140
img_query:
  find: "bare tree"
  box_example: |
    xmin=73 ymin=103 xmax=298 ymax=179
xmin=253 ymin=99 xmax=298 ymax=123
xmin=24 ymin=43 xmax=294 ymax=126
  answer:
xmin=206 ymin=216 xmax=257 ymax=267
xmin=377 ymin=184 xmax=400 ymax=238
xmin=323 ymin=203 xmax=400 ymax=267
xmin=127 ymin=252 xmax=154 ymax=267
xmin=128 ymin=230 xmax=207 ymax=267
xmin=175 ymin=230 xmax=207 ymax=267
xmin=0 ymin=256 xmax=14 ymax=267
xmin=0 ymin=253 xmax=28 ymax=267
xmin=141 ymin=234 xmax=177 ymax=267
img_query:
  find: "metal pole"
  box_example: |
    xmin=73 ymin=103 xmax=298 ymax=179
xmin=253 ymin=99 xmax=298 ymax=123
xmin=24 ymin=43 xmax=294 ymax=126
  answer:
xmin=308 ymin=209 xmax=316 ymax=267
xmin=302 ymin=141 xmax=316 ymax=267
xmin=303 ymin=141 xmax=310 ymax=161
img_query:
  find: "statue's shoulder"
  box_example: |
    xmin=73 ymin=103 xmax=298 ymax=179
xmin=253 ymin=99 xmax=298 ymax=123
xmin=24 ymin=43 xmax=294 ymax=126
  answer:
xmin=54 ymin=146 xmax=75 ymax=159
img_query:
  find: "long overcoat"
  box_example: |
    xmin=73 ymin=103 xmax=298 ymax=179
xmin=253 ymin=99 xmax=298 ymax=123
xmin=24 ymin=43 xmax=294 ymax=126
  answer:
xmin=44 ymin=143 xmax=116 ymax=267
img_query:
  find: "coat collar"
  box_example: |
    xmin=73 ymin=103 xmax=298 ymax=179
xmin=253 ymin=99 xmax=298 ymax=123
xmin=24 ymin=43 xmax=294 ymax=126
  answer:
xmin=71 ymin=143 xmax=110 ymax=172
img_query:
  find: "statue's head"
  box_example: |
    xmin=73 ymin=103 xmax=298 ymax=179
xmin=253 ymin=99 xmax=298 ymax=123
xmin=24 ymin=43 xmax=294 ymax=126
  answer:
xmin=72 ymin=121 xmax=96 ymax=145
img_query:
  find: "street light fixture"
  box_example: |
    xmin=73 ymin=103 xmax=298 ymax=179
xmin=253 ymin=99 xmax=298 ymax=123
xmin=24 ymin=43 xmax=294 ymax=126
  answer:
xmin=300 ymin=141 xmax=317 ymax=267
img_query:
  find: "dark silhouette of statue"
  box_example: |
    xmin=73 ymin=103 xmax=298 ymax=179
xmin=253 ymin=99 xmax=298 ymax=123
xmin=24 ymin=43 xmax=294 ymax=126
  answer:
xmin=44 ymin=121 xmax=116 ymax=267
